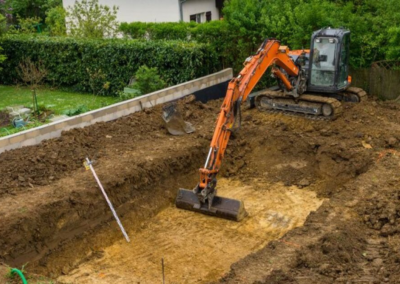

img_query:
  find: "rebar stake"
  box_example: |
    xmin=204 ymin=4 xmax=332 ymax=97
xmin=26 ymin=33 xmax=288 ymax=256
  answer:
xmin=85 ymin=157 xmax=130 ymax=243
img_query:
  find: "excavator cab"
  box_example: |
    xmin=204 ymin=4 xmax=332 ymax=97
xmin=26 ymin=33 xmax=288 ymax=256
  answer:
xmin=307 ymin=28 xmax=351 ymax=94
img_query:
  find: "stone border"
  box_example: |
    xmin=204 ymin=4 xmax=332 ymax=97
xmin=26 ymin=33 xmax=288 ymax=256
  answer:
xmin=0 ymin=68 xmax=233 ymax=154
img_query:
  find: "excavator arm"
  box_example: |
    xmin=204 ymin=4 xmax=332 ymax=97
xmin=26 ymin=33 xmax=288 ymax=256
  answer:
xmin=176 ymin=39 xmax=303 ymax=221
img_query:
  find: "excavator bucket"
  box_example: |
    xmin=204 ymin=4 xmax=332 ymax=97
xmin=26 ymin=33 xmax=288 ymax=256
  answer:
xmin=162 ymin=102 xmax=195 ymax=136
xmin=175 ymin=188 xmax=247 ymax=221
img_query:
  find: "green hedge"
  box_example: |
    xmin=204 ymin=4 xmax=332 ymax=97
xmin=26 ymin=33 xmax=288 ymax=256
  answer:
xmin=0 ymin=35 xmax=220 ymax=95
xmin=119 ymin=21 xmax=233 ymax=68
xmin=119 ymin=22 xmax=197 ymax=41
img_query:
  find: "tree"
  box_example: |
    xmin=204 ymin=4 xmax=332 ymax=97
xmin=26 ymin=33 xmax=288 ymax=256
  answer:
xmin=9 ymin=0 xmax=61 ymax=21
xmin=66 ymin=0 xmax=119 ymax=38
xmin=45 ymin=5 xmax=66 ymax=36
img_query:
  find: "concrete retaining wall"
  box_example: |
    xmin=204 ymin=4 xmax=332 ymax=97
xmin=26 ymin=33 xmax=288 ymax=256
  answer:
xmin=0 ymin=68 xmax=233 ymax=154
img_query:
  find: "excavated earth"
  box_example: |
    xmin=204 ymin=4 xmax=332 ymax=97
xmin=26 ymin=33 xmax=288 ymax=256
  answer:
xmin=0 ymin=94 xmax=399 ymax=283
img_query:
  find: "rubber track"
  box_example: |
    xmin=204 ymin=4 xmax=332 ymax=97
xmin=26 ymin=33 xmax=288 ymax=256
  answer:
xmin=256 ymin=91 xmax=343 ymax=120
xmin=344 ymin=87 xmax=368 ymax=102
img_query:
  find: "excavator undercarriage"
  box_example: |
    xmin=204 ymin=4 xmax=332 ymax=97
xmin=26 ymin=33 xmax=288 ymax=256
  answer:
xmin=255 ymin=86 xmax=367 ymax=120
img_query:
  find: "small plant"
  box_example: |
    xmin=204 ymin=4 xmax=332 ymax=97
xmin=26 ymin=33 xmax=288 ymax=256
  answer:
xmin=64 ymin=104 xmax=89 ymax=116
xmin=17 ymin=58 xmax=48 ymax=115
xmin=118 ymin=89 xmax=141 ymax=101
xmin=129 ymin=65 xmax=166 ymax=95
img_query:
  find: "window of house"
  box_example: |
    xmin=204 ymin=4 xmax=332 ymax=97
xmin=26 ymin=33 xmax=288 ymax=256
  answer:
xmin=206 ymin=11 xmax=212 ymax=22
xmin=190 ymin=11 xmax=212 ymax=23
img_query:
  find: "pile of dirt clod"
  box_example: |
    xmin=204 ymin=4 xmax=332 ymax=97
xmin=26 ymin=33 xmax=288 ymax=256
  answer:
xmin=294 ymin=223 xmax=367 ymax=279
xmin=363 ymin=190 xmax=400 ymax=236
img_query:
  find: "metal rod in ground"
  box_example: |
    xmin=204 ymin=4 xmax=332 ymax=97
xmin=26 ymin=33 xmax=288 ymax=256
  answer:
xmin=162 ymin=258 xmax=165 ymax=284
xmin=85 ymin=157 xmax=131 ymax=243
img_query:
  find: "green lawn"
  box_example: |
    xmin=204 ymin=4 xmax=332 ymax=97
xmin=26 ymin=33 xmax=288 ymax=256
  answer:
xmin=0 ymin=85 xmax=120 ymax=137
xmin=0 ymin=85 xmax=120 ymax=115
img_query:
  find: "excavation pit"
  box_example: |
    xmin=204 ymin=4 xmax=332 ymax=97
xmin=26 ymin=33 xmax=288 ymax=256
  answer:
xmin=1 ymin=97 xmax=399 ymax=283
xmin=57 ymin=179 xmax=323 ymax=283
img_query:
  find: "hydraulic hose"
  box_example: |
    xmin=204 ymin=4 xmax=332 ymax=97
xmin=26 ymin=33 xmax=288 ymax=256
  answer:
xmin=11 ymin=268 xmax=28 ymax=284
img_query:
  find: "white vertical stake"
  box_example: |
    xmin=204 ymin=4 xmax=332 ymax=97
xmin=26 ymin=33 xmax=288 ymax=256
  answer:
xmin=85 ymin=157 xmax=130 ymax=243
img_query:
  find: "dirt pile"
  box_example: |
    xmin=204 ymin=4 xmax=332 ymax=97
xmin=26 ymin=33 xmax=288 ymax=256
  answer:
xmin=294 ymin=223 xmax=367 ymax=279
xmin=363 ymin=190 xmax=400 ymax=236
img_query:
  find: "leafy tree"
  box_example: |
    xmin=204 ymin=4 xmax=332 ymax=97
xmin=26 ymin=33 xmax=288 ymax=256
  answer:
xmin=387 ymin=27 xmax=400 ymax=60
xmin=45 ymin=5 xmax=66 ymax=36
xmin=0 ymin=0 xmax=14 ymax=24
xmin=66 ymin=0 xmax=119 ymax=38
xmin=9 ymin=0 xmax=61 ymax=21
xmin=222 ymin=0 xmax=400 ymax=69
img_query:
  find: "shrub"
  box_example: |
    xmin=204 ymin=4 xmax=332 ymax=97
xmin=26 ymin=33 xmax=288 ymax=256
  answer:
xmin=8 ymin=16 xmax=42 ymax=34
xmin=129 ymin=65 xmax=166 ymax=95
xmin=45 ymin=6 xmax=66 ymax=36
xmin=0 ymin=35 xmax=220 ymax=94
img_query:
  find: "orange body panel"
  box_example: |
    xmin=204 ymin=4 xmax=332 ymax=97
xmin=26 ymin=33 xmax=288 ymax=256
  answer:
xmin=289 ymin=49 xmax=310 ymax=56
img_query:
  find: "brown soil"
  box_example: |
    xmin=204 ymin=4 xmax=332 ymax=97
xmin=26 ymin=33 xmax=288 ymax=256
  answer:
xmin=0 ymin=95 xmax=399 ymax=283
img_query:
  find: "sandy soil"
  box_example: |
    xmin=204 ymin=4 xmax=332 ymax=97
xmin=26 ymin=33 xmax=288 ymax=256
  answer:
xmin=57 ymin=179 xmax=323 ymax=284
xmin=0 ymin=94 xmax=399 ymax=284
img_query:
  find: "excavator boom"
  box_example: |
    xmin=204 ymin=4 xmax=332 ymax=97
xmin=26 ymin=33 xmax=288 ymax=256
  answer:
xmin=176 ymin=39 xmax=302 ymax=221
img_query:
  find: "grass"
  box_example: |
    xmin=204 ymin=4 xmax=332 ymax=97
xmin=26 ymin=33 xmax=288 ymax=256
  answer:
xmin=0 ymin=85 xmax=119 ymax=115
xmin=0 ymin=85 xmax=120 ymax=137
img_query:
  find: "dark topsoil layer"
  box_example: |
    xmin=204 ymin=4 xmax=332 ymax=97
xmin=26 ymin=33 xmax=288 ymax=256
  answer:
xmin=1 ymin=95 xmax=400 ymax=283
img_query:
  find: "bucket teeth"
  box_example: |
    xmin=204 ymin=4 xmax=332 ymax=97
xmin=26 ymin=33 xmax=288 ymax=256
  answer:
xmin=175 ymin=188 xmax=247 ymax=222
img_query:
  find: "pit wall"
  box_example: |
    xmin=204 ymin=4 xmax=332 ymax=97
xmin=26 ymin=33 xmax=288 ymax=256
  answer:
xmin=0 ymin=68 xmax=232 ymax=154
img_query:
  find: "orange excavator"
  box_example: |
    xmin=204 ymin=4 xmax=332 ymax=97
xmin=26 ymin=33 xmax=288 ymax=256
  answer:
xmin=175 ymin=28 xmax=367 ymax=221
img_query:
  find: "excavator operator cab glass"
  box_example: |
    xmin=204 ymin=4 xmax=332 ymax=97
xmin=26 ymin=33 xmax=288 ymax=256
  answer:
xmin=310 ymin=37 xmax=337 ymax=87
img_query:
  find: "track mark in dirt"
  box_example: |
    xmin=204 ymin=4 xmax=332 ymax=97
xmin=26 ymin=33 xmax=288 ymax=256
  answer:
xmin=57 ymin=178 xmax=323 ymax=284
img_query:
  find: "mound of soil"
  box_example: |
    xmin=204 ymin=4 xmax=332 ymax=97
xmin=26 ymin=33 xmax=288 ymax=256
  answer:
xmin=363 ymin=190 xmax=400 ymax=236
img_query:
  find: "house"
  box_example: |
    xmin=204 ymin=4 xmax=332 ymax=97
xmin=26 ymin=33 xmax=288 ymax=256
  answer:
xmin=62 ymin=0 xmax=225 ymax=23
